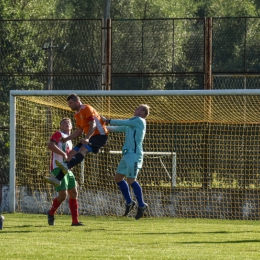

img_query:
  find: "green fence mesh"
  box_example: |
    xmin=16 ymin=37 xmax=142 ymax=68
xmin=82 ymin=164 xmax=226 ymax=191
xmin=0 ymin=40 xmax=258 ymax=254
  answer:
xmin=212 ymin=17 xmax=260 ymax=73
xmin=1 ymin=17 xmax=260 ymax=185
xmin=111 ymin=19 xmax=205 ymax=74
xmin=213 ymin=75 xmax=260 ymax=89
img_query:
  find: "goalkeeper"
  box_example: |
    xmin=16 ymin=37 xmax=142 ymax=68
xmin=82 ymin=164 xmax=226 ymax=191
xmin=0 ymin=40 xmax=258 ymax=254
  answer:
xmin=45 ymin=118 xmax=83 ymax=226
xmin=101 ymin=104 xmax=150 ymax=220
xmin=44 ymin=93 xmax=108 ymax=186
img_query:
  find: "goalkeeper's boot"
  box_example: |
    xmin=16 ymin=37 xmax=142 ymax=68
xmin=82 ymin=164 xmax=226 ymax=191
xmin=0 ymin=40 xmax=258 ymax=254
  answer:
xmin=55 ymin=160 xmax=69 ymax=175
xmin=48 ymin=211 xmax=55 ymax=226
xmin=71 ymin=222 xmax=84 ymax=226
xmin=44 ymin=176 xmax=61 ymax=187
xmin=135 ymin=203 xmax=148 ymax=220
xmin=123 ymin=201 xmax=136 ymax=216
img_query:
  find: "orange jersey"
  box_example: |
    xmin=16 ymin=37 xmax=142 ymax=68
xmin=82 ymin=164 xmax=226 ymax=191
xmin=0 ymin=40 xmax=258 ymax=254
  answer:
xmin=74 ymin=104 xmax=108 ymax=136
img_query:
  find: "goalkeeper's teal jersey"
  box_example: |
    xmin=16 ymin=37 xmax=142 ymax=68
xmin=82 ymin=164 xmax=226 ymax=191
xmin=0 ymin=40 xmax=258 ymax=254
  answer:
xmin=108 ymin=116 xmax=146 ymax=155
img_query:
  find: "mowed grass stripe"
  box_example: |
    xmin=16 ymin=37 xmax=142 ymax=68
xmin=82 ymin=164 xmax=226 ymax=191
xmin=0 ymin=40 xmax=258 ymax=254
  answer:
xmin=0 ymin=213 xmax=260 ymax=260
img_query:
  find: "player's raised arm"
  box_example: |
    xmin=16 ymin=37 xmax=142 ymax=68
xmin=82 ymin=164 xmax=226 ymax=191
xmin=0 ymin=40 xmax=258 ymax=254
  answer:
xmin=110 ymin=117 xmax=144 ymax=127
xmin=101 ymin=104 xmax=149 ymax=128
xmin=106 ymin=125 xmax=126 ymax=133
xmin=60 ymin=127 xmax=83 ymax=142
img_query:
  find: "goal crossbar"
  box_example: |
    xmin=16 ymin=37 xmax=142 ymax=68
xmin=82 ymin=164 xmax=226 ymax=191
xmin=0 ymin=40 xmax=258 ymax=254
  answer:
xmin=10 ymin=89 xmax=260 ymax=97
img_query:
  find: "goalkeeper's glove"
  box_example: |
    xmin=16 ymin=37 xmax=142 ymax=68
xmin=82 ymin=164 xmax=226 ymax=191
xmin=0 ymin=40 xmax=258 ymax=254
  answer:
xmin=100 ymin=115 xmax=110 ymax=124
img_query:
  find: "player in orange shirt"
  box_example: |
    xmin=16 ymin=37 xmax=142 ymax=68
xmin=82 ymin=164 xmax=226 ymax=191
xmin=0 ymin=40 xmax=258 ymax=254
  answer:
xmin=44 ymin=93 xmax=108 ymax=186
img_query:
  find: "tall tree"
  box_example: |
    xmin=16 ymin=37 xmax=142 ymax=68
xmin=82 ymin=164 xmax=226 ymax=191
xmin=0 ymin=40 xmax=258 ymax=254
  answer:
xmin=196 ymin=0 xmax=257 ymax=17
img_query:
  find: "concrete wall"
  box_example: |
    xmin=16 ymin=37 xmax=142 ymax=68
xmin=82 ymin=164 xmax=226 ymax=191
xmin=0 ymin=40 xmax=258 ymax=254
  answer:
xmin=1 ymin=185 xmax=260 ymax=220
xmin=0 ymin=185 xmax=9 ymax=213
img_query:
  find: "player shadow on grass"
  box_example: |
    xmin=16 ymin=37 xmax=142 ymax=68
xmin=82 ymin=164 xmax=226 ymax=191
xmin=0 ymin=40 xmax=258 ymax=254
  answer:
xmin=1 ymin=225 xmax=94 ymax=232
xmin=2 ymin=224 xmax=58 ymax=229
xmin=175 ymin=239 xmax=260 ymax=244
xmin=0 ymin=230 xmax=32 ymax=233
xmin=140 ymin=230 xmax=256 ymax=235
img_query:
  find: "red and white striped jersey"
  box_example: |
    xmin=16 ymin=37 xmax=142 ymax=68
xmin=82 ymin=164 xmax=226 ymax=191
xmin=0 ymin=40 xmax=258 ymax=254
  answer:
xmin=49 ymin=131 xmax=72 ymax=171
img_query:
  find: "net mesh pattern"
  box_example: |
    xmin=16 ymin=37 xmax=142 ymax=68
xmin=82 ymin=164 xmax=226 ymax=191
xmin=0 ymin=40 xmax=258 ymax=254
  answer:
xmin=12 ymin=93 xmax=260 ymax=219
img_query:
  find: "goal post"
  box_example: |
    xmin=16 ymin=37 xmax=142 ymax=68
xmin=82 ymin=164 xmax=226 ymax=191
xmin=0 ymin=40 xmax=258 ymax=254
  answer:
xmin=9 ymin=92 xmax=16 ymax=213
xmin=9 ymin=89 xmax=260 ymax=219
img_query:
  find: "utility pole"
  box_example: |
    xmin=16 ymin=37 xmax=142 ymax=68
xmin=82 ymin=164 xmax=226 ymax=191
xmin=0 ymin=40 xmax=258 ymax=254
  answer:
xmin=103 ymin=0 xmax=111 ymax=90
xmin=42 ymin=38 xmax=60 ymax=90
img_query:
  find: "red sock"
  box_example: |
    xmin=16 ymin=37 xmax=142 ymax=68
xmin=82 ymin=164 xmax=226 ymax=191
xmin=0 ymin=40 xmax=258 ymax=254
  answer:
xmin=69 ymin=198 xmax=79 ymax=224
xmin=49 ymin=198 xmax=61 ymax=215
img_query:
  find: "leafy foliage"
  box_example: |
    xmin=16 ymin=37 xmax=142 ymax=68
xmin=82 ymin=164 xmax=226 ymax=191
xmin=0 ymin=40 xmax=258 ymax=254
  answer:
xmin=1 ymin=0 xmax=260 ymax=184
xmin=2 ymin=0 xmax=260 ymax=19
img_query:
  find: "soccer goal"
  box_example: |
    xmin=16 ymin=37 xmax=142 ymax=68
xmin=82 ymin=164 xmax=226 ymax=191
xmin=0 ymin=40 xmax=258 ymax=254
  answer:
xmin=9 ymin=89 xmax=260 ymax=219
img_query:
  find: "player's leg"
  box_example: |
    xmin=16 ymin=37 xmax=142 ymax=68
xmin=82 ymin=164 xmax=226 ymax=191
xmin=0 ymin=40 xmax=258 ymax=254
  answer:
xmin=128 ymin=179 xmax=145 ymax=208
xmin=49 ymin=190 xmax=67 ymax=216
xmin=44 ymin=149 xmax=78 ymax=186
xmin=48 ymin=170 xmax=68 ymax=225
xmin=55 ymin=143 xmax=89 ymax=175
xmin=56 ymin=135 xmax=108 ymax=174
xmin=115 ymin=172 xmax=133 ymax=205
xmin=67 ymin=149 xmax=77 ymax=162
xmin=67 ymin=172 xmax=83 ymax=226
xmin=126 ymin=155 xmax=147 ymax=220
xmin=56 ymin=145 xmax=88 ymax=174
xmin=129 ymin=179 xmax=148 ymax=219
xmin=115 ymin=158 xmax=136 ymax=216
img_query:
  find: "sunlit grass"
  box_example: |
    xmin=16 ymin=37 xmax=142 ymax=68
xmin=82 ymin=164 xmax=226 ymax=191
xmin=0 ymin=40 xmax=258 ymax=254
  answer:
xmin=1 ymin=213 xmax=260 ymax=260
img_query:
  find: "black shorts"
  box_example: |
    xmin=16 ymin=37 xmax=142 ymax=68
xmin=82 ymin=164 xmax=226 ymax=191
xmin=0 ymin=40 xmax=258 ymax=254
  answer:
xmin=75 ymin=135 xmax=108 ymax=154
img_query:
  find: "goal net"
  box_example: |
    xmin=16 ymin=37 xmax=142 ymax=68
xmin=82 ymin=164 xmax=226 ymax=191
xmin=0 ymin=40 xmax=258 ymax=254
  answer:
xmin=9 ymin=90 xmax=260 ymax=219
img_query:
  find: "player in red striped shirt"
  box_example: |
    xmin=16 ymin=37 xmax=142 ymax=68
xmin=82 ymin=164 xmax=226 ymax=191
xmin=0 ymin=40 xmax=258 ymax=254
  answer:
xmin=46 ymin=118 xmax=83 ymax=226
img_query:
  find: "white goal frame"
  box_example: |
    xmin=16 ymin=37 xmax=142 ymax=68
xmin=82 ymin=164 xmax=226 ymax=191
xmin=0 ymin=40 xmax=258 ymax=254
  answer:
xmin=109 ymin=151 xmax=176 ymax=185
xmin=9 ymin=89 xmax=260 ymax=213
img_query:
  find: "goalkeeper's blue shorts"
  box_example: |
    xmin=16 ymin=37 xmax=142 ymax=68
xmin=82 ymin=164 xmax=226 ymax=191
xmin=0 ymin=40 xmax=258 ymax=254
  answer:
xmin=116 ymin=153 xmax=143 ymax=178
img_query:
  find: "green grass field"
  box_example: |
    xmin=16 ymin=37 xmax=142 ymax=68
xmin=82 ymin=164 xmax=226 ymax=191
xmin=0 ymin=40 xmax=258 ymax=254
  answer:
xmin=0 ymin=213 xmax=260 ymax=260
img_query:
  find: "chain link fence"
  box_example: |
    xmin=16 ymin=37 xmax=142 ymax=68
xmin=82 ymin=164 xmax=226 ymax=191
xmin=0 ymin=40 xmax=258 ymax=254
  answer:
xmin=213 ymin=75 xmax=260 ymax=89
xmin=111 ymin=18 xmax=205 ymax=90
xmin=1 ymin=17 xmax=260 ymax=184
xmin=212 ymin=17 xmax=260 ymax=73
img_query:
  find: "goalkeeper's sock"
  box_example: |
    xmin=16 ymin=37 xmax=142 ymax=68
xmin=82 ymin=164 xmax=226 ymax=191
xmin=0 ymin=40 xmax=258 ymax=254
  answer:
xmin=67 ymin=153 xmax=85 ymax=169
xmin=117 ymin=180 xmax=132 ymax=204
xmin=131 ymin=181 xmax=145 ymax=207
xmin=50 ymin=197 xmax=61 ymax=215
xmin=56 ymin=169 xmax=65 ymax=181
xmin=69 ymin=198 xmax=79 ymax=224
